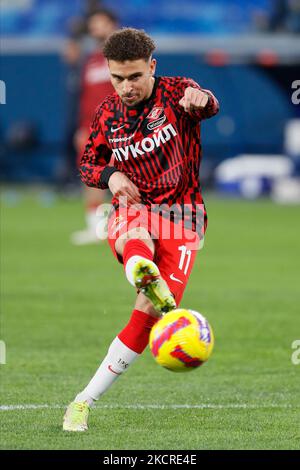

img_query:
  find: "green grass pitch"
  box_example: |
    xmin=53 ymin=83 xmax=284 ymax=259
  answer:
xmin=1 ymin=191 xmax=299 ymax=449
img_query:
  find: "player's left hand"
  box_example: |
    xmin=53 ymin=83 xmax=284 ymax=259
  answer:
xmin=179 ymin=87 xmax=209 ymax=113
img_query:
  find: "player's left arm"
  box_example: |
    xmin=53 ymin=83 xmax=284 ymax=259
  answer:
xmin=178 ymin=79 xmax=219 ymax=120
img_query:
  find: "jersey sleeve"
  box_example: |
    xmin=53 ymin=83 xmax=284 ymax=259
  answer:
xmin=174 ymin=77 xmax=219 ymax=121
xmin=79 ymin=106 xmax=118 ymax=189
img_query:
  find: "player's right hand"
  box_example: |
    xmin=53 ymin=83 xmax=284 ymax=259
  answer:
xmin=108 ymin=172 xmax=142 ymax=205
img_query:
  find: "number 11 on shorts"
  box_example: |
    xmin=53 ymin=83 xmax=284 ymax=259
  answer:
xmin=178 ymin=245 xmax=192 ymax=275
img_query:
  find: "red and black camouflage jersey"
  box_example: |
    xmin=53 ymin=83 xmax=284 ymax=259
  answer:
xmin=80 ymin=76 xmax=219 ymax=231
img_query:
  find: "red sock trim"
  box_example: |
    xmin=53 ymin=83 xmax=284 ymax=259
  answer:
xmin=123 ymin=239 xmax=154 ymax=267
xmin=118 ymin=309 xmax=159 ymax=354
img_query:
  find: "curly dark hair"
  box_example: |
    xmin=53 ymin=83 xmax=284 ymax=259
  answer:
xmin=103 ymin=28 xmax=156 ymax=62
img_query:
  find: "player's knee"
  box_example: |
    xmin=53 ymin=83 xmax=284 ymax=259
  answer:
xmin=115 ymin=227 xmax=154 ymax=256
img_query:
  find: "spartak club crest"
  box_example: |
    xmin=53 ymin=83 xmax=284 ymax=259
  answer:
xmin=147 ymin=107 xmax=164 ymax=120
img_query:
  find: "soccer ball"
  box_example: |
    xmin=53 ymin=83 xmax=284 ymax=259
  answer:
xmin=149 ymin=309 xmax=214 ymax=372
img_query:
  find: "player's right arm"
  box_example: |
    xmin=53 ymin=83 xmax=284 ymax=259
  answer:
xmin=174 ymin=77 xmax=219 ymax=121
xmin=79 ymin=118 xmax=115 ymax=190
xmin=79 ymin=106 xmax=141 ymax=204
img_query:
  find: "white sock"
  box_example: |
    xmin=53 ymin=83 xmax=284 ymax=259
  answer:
xmin=125 ymin=256 xmax=159 ymax=287
xmin=75 ymin=337 xmax=139 ymax=406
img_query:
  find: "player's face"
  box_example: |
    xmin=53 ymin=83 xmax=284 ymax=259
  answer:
xmin=108 ymin=58 xmax=156 ymax=106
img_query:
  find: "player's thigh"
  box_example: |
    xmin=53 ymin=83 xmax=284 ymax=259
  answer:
xmin=107 ymin=207 xmax=152 ymax=262
xmin=114 ymin=227 xmax=154 ymax=257
xmin=155 ymin=227 xmax=200 ymax=306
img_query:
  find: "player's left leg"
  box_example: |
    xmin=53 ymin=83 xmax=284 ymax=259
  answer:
xmin=154 ymin=219 xmax=202 ymax=306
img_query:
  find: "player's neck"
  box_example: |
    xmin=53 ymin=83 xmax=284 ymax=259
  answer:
xmin=145 ymin=76 xmax=155 ymax=100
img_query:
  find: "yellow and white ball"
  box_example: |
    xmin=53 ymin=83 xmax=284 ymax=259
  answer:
xmin=149 ymin=309 xmax=214 ymax=372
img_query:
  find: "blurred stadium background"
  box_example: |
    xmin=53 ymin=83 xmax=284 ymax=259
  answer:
xmin=1 ymin=0 xmax=300 ymax=199
xmin=1 ymin=0 xmax=300 ymax=450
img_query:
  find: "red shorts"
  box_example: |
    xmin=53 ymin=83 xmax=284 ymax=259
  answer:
xmin=107 ymin=206 xmax=205 ymax=306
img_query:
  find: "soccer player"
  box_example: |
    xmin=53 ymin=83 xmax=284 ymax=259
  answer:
xmin=63 ymin=28 xmax=219 ymax=431
xmin=71 ymin=8 xmax=118 ymax=245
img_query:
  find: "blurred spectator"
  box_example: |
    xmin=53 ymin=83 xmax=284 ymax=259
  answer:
xmin=59 ymin=38 xmax=82 ymax=191
xmin=285 ymin=0 xmax=300 ymax=33
xmin=59 ymin=9 xmax=98 ymax=192
xmin=70 ymin=8 xmax=118 ymax=245
xmin=268 ymin=0 xmax=300 ymax=33
xmin=268 ymin=0 xmax=288 ymax=31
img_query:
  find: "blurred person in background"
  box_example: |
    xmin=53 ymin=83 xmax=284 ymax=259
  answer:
xmin=71 ymin=8 xmax=119 ymax=245
xmin=264 ymin=0 xmax=300 ymax=33
xmin=60 ymin=32 xmax=83 ymax=192
xmin=284 ymin=0 xmax=300 ymax=33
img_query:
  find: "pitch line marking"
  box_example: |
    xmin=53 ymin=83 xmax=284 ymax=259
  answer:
xmin=0 ymin=403 xmax=299 ymax=411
